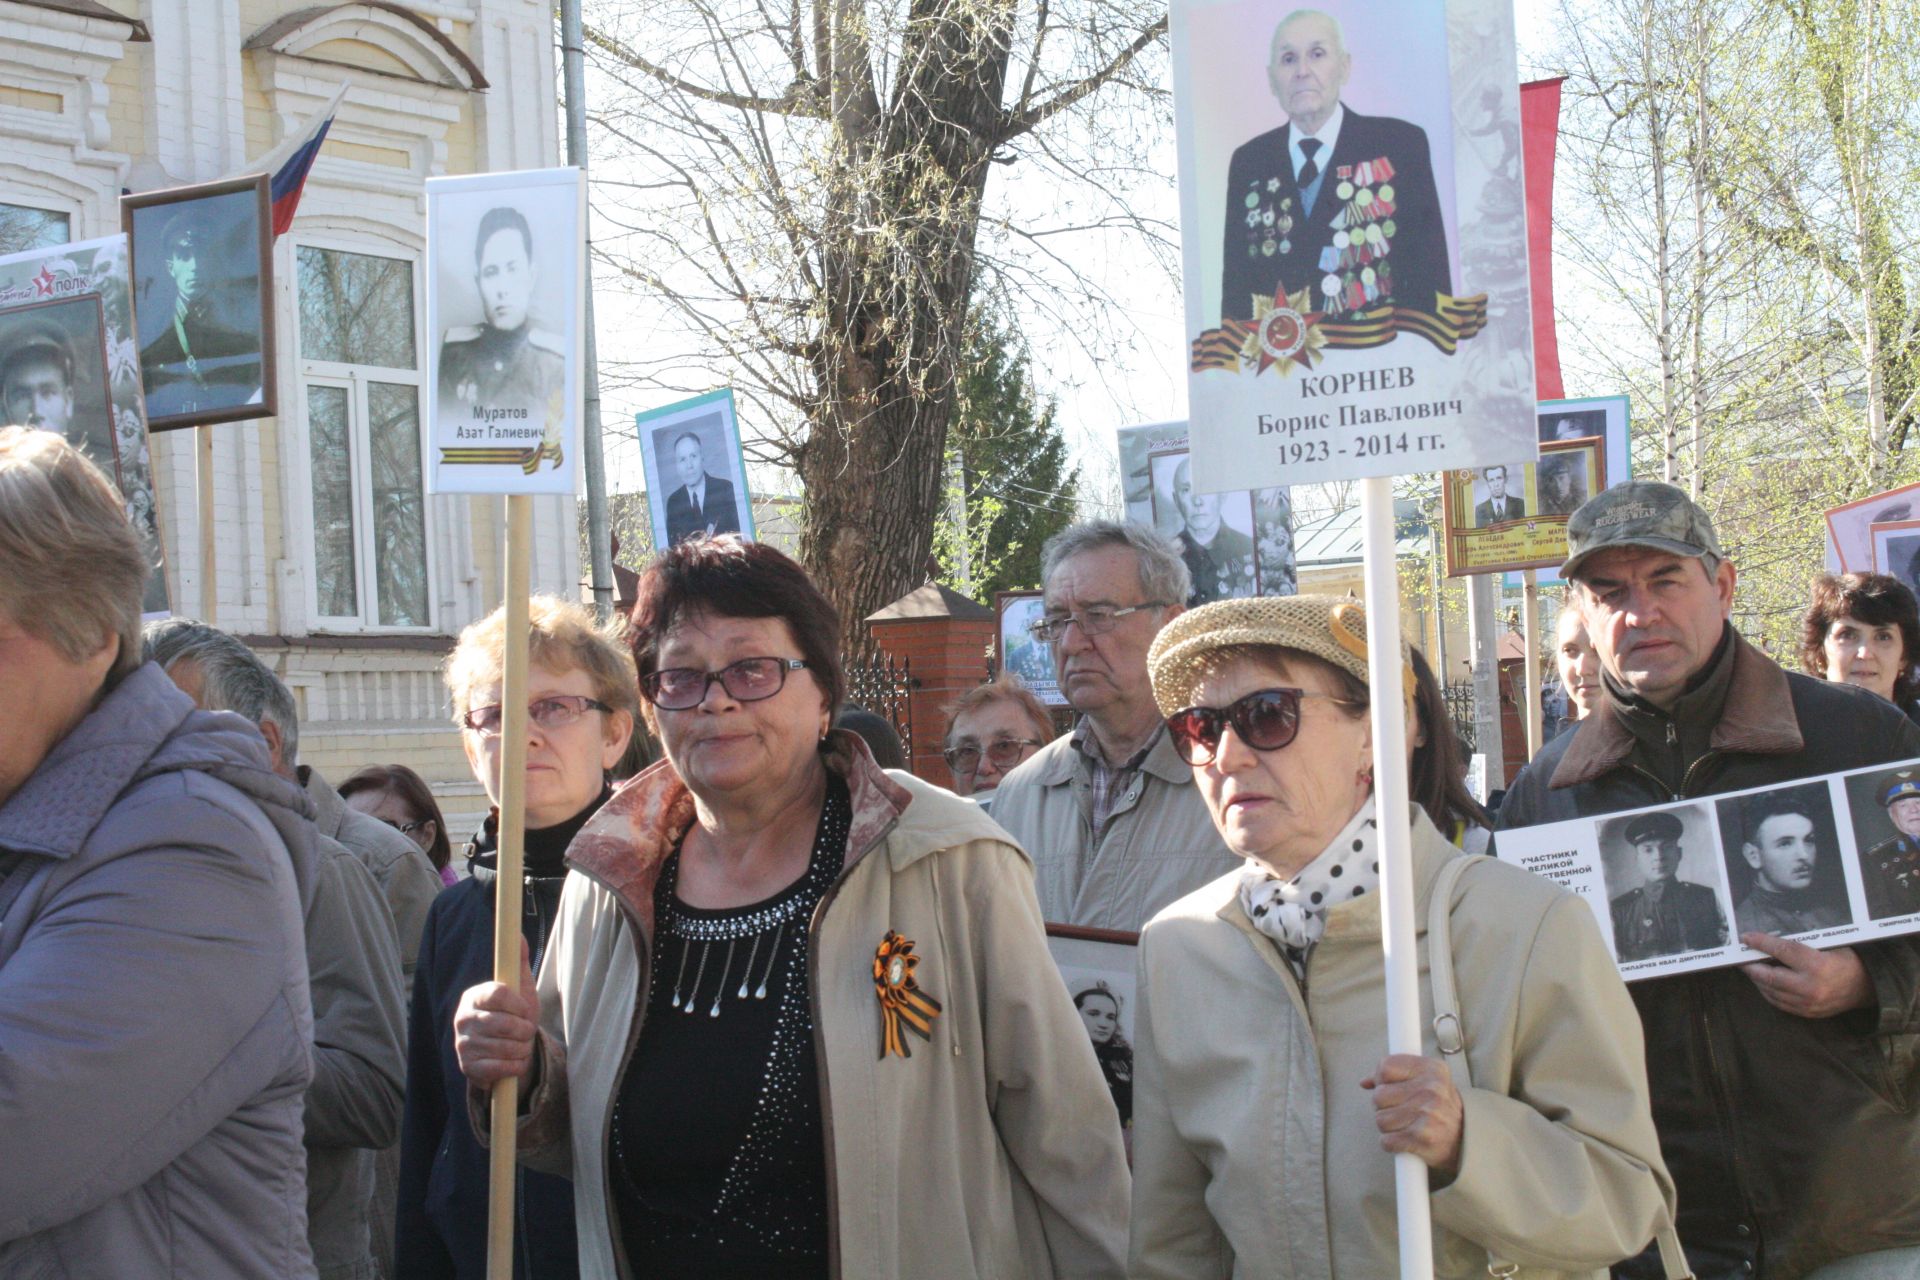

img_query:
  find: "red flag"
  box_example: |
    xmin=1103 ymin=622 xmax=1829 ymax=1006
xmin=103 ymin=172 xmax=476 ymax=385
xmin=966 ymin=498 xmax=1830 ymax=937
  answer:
xmin=1521 ymin=77 xmax=1566 ymax=400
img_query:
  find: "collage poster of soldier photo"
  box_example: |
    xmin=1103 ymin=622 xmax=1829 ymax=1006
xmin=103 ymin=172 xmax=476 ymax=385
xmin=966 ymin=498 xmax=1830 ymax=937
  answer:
xmin=1440 ymin=436 xmax=1604 ymax=575
xmin=424 ymin=166 xmax=584 ymax=496
xmin=1494 ymin=759 xmax=1920 ymax=980
xmin=1117 ymin=420 xmax=1295 ymax=606
xmin=1172 ymin=0 xmax=1535 ymax=495
xmin=0 ymin=234 xmax=170 ymax=614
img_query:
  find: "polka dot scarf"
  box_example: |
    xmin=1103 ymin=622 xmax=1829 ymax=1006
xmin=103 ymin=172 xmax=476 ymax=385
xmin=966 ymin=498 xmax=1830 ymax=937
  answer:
xmin=1238 ymin=798 xmax=1382 ymax=958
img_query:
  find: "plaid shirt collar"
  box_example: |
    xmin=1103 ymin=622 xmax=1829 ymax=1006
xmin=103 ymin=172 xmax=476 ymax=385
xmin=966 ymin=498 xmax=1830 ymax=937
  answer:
xmin=1072 ymin=717 xmax=1164 ymax=844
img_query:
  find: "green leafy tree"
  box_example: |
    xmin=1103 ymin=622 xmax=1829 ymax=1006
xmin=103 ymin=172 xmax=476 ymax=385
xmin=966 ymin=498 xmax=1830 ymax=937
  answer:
xmin=933 ymin=309 xmax=1079 ymax=599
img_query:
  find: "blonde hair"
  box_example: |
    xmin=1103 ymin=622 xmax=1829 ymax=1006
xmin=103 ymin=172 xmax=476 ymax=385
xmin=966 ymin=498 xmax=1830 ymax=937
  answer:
xmin=444 ymin=594 xmax=641 ymax=728
xmin=0 ymin=427 xmax=145 ymax=680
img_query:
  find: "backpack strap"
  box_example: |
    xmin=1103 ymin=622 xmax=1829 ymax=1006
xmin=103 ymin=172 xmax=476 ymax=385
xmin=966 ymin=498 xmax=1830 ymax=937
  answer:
xmin=1426 ymin=853 xmax=1694 ymax=1280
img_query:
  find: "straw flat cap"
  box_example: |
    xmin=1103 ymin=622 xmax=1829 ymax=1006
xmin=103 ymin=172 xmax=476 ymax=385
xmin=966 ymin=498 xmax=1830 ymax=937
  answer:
xmin=1146 ymin=594 xmax=1410 ymax=716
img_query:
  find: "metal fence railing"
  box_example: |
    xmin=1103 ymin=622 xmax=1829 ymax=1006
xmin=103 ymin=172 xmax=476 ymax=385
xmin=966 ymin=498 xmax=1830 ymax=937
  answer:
xmin=845 ymin=647 xmax=916 ymax=751
xmin=1442 ymin=679 xmax=1478 ymax=754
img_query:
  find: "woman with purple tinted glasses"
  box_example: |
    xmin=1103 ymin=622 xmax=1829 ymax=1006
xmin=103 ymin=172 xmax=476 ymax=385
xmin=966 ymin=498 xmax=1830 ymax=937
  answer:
xmin=1125 ymin=595 xmax=1675 ymax=1278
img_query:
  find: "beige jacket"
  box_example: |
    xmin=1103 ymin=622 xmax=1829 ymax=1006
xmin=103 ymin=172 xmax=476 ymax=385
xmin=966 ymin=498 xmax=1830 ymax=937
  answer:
xmin=1128 ymin=811 xmax=1674 ymax=1279
xmin=990 ymin=727 xmax=1237 ymax=932
xmin=487 ymin=732 xmax=1131 ymax=1279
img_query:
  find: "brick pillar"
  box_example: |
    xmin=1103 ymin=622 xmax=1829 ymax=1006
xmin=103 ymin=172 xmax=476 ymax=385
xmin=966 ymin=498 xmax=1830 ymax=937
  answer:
xmin=865 ymin=584 xmax=997 ymax=785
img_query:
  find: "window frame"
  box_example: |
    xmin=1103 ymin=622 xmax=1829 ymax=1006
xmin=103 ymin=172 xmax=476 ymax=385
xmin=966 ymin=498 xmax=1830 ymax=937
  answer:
xmin=290 ymin=234 xmax=438 ymax=636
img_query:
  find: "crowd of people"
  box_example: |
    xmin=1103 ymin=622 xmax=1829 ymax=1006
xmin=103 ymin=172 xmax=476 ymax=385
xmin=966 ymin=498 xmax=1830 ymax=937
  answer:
xmin=2 ymin=422 xmax=1918 ymax=1280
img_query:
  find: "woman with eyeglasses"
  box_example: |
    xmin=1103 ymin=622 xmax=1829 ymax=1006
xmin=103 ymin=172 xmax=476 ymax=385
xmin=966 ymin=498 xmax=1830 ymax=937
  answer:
xmin=1127 ymin=595 xmax=1676 ymax=1279
xmin=341 ymin=763 xmax=458 ymax=886
xmin=452 ymin=536 xmax=1128 ymax=1280
xmin=941 ymin=674 xmax=1058 ymax=807
xmin=395 ymin=595 xmax=637 ymax=1280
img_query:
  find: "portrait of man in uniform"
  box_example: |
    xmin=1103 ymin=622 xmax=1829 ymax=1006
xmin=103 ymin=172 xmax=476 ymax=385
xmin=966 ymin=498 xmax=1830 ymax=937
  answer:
xmin=1473 ymin=464 xmax=1526 ymax=526
xmin=660 ymin=427 xmax=743 ymax=546
xmin=1855 ymin=770 xmax=1920 ymax=921
xmin=1721 ymin=788 xmax=1850 ymax=937
xmin=137 ymin=213 xmax=264 ymax=421
xmin=1604 ymin=809 xmax=1731 ymax=961
xmin=0 ymin=301 xmax=116 ymax=467
xmin=1218 ymin=7 xmax=1449 ymax=324
xmin=1163 ymin=456 xmax=1256 ymax=605
xmin=436 ymin=206 xmax=566 ymax=439
xmin=1537 ymin=454 xmax=1587 ymax=517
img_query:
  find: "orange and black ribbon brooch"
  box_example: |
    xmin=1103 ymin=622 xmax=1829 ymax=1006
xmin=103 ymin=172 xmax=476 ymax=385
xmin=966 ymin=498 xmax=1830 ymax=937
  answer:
xmin=872 ymin=930 xmax=942 ymax=1059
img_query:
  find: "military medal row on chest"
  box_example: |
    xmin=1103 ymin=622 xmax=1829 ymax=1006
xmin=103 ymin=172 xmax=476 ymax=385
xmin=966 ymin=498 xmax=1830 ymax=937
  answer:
xmin=1243 ymin=156 xmax=1403 ymax=314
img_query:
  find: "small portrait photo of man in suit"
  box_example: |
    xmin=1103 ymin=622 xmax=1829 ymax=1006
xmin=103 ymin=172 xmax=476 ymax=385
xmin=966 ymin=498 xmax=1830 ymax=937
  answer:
xmin=655 ymin=420 xmax=743 ymax=546
xmin=1218 ymin=6 xmax=1449 ymax=324
xmin=1472 ymin=463 xmax=1527 ymax=527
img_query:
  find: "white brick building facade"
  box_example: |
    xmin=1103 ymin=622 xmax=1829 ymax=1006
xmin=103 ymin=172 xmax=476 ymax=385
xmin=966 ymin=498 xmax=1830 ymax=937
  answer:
xmin=1 ymin=0 xmax=577 ymax=833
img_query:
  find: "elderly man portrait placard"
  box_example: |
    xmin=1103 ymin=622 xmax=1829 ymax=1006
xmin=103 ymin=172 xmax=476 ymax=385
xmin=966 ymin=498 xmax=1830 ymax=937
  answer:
xmin=1174 ymin=0 xmax=1535 ymax=494
xmin=425 ymin=167 xmax=583 ymax=497
xmin=1117 ymin=419 xmax=1297 ymax=601
xmin=123 ymin=174 xmax=274 ymax=430
xmin=634 ymin=387 xmax=757 ymax=552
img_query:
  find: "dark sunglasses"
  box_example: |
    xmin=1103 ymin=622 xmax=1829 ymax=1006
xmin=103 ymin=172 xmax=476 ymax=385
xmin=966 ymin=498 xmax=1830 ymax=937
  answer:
xmin=1165 ymin=687 xmax=1359 ymax=766
xmin=943 ymin=737 xmax=1044 ymax=776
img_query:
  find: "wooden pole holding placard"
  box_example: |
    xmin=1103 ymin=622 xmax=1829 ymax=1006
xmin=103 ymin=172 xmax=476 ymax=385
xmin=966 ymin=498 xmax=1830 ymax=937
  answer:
xmin=486 ymin=496 xmax=534 ymax=1280
xmin=1523 ymin=569 xmax=1543 ymax=758
xmin=1358 ymin=476 xmax=1435 ymax=1278
xmin=197 ymin=425 xmax=217 ymax=625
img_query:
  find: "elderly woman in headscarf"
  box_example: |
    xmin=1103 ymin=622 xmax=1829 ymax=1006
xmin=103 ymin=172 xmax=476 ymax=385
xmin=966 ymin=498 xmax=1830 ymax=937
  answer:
xmin=454 ymin=535 xmax=1127 ymax=1279
xmin=1126 ymin=595 xmax=1678 ymax=1279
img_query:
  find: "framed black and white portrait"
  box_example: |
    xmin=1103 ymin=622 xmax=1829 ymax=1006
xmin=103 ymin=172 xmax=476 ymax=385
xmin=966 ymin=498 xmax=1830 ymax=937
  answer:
xmin=1597 ymin=803 xmax=1734 ymax=963
xmin=1046 ymin=924 xmax=1139 ymax=1130
xmin=123 ymin=174 xmax=274 ymax=431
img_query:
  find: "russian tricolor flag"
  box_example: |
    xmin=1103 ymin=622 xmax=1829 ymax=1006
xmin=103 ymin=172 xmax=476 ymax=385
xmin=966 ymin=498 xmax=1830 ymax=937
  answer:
xmin=231 ymin=84 xmax=348 ymax=238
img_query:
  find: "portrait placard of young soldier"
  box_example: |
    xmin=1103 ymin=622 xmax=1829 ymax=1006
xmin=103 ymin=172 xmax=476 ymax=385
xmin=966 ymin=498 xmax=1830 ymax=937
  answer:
xmin=1597 ymin=804 xmax=1733 ymax=963
xmin=1714 ymin=782 xmax=1853 ymax=939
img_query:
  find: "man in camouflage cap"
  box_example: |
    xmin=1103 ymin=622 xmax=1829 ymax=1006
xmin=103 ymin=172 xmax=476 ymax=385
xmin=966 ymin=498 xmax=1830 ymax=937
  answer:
xmin=1499 ymin=479 xmax=1920 ymax=1278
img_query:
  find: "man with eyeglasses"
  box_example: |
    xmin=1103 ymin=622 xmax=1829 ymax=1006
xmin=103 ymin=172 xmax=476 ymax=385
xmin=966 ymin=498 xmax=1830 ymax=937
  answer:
xmin=990 ymin=522 xmax=1238 ymax=931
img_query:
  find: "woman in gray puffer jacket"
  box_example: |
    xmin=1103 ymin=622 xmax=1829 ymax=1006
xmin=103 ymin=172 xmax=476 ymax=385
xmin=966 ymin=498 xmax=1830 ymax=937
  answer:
xmin=0 ymin=428 xmax=318 ymax=1279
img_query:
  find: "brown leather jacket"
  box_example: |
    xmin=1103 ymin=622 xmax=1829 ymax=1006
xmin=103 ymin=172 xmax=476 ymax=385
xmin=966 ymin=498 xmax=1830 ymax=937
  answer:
xmin=1498 ymin=627 xmax=1920 ymax=1280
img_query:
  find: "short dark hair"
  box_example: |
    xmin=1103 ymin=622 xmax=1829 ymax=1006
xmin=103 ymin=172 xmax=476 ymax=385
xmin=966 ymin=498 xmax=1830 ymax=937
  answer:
xmin=673 ymin=432 xmax=702 ymax=452
xmin=1483 ymin=465 xmax=1508 ymax=482
xmin=338 ymin=763 xmax=453 ymax=872
xmin=1741 ymin=790 xmax=1815 ymax=845
xmin=628 ymin=534 xmax=845 ymax=719
xmin=1800 ymin=572 xmax=1920 ymax=708
xmin=474 ymin=206 xmax=534 ymax=265
xmin=835 ymin=705 xmax=906 ymax=769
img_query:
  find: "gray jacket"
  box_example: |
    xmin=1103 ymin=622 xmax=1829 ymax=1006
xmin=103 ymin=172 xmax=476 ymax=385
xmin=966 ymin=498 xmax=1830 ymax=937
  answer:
xmin=989 ymin=725 xmax=1237 ymax=932
xmin=303 ymin=827 xmax=407 ymax=1280
xmin=302 ymin=765 xmax=440 ymax=997
xmin=0 ymin=663 xmax=317 ymax=1279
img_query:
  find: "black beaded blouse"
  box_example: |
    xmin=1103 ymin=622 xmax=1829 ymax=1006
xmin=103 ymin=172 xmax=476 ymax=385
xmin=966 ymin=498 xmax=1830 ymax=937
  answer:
xmin=608 ymin=774 xmax=849 ymax=1279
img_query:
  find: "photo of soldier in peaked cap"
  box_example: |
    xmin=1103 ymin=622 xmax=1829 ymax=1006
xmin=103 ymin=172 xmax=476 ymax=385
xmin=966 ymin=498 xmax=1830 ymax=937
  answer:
xmin=1600 ymin=806 xmax=1731 ymax=961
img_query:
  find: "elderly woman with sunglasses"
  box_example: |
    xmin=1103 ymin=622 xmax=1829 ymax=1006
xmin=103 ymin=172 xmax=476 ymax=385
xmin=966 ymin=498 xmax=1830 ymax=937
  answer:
xmin=1127 ymin=596 xmax=1677 ymax=1279
xmin=395 ymin=596 xmax=638 ymax=1280
xmin=454 ymin=537 xmax=1128 ymax=1280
